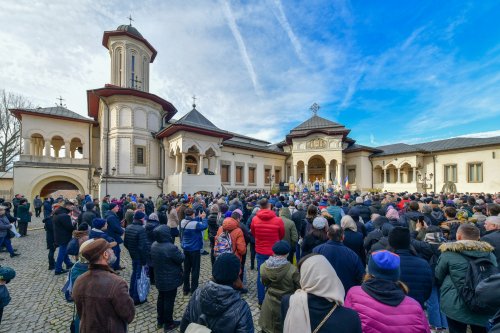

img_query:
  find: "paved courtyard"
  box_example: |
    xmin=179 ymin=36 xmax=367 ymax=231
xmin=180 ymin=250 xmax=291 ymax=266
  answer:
xmin=0 ymin=217 xmax=261 ymax=332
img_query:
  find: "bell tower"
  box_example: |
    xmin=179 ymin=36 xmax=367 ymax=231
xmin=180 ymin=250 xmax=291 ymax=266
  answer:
xmin=102 ymin=19 xmax=157 ymax=92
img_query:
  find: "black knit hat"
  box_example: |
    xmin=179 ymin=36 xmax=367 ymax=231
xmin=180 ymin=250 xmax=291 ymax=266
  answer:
xmin=388 ymin=227 xmax=411 ymax=250
xmin=272 ymin=240 xmax=290 ymax=255
xmin=212 ymin=253 xmax=241 ymax=285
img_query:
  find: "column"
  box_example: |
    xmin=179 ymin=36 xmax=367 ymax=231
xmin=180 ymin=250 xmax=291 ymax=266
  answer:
xmin=304 ymin=164 xmax=309 ymax=185
xmin=174 ymin=153 xmax=179 ymax=174
xmin=293 ymin=164 xmax=297 ymax=183
xmin=181 ymin=153 xmax=186 ymax=173
xmin=383 ymin=168 xmax=387 ymax=184
xmin=338 ymin=163 xmax=343 ymax=188
xmin=412 ymin=167 xmax=417 ymax=183
xmin=397 ymin=168 xmax=401 ymax=183
xmin=64 ymin=141 xmax=71 ymax=158
xmin=231 ymin=161 xmax=235 ymax=186
xmin=214 ymin=156 xmax=219 ymax=175
xmin=325 ymin=163 xmax=330 ymax=182
xmin=44 ymin=141 xmax=51 ymax=157
xmin=207 ymin=156 xmax=211 ymax=173
xmin=23 ymin=138 xmax=31 ymax=155
xmin=198 ymin=154 xmax=204 ymax=175
xmin=82 ymin=143 xmax=89 ymax=159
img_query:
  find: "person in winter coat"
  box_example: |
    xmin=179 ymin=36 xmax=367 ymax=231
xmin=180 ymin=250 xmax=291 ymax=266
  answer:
xmin=151 ymin=225 xmax=184 ymax=332
xmin=89 ymin=218 xmax=116 ymax=243
xmin=326 ymin=197 xmax=344 ymax=226
xmin=215 ymin=211 xmax=246 ymax=262
xmin=43 ymin=211 xmax=56 ymax=269
xmin=124 ymin=211 xmax=149 ymax=304
xmin=180 ymin=253 xmax=254 ymax=333
xmin=78 ymin=203 xmax=98 ymax=227
xmin=67 ymin=223 xmax=90 ymax=257
xmin=345 ymin=250 xmax=430 ymax=333
xmin=33 ymin=195 xmax=43 ymax=217
xmin=16 ymin=199 xmax=31 ymax=236
xmin=301 ymin=216 xmax=329 ymax=257
xmin=207 ymin=205 xmax=219 ymax=266
xmin=167 ymin=205 xmax=180 ymax=242
xmin=279 ymin=207 xmax=298 ymax=263
xmin=259 ymin=241 xmax=300 ymax=333
xmin=291 ymin=203 xmax=306 ymax=262
xmin=475 ymin=273 xmax=500 ymax=333
xmin=43 ymin=197 xmax=53 ymax=219
xmin=481 ymin=216 xmax=500 ymax=265
xmin=72 ymin=238 xmax=135 ymax=333
xmin=423 ymin=226 xmax=449 ymax=331
xmin=0 ymin=206 xmax=19 ymax=258
xmin=0 ymin=266 xmax=16 ymax=325
xmin=69 ymin=239 xmax=92 ymax=333
xmin=251 ymin=198 xmax=285 ymax=305
xmin=281 ymin=253 xmax=362 ymax=333
xmin=348 ymin=197 xmax=371 ymax=223
xmin=341 ymin=215 xmax=366 ymax=266
xmin=105 ymin=203 xmax=124 ymax=271
xmin=53 ymin=200 xmax=76 ymax=275
xmin=388 ymin=227 xmax=433 ymax=308
xmin=435 ymin=223 xmax=498 ymax=332
xmin=313 ymin=224 xmax=365 ymax=292
xmin=145 ymin=213 xmax=161 ymax=285
xmin=398 ymin=201 xmax=424 ymax=232
xmin=369 ymin=223 xmax=395 ymax=254
xmin=180 ymin=208 xmax=208 ymax=295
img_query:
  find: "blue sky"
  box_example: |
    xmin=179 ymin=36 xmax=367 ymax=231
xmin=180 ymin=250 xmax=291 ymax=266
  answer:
xmin=1 ymin=0 xmax=499 ymax=145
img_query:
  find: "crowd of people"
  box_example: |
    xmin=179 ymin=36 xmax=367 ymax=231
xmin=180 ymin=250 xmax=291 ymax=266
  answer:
xmin=0 ymin=190 xmax=499 ymax=332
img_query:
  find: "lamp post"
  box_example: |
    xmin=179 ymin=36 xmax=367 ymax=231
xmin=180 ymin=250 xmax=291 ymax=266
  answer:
xmin=417 ymin=171 xmax=434 ymax=193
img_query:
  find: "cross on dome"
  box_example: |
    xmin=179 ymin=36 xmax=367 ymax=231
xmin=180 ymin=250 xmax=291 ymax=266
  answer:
xmin=310 ymin=103 xmax=320 ymax=116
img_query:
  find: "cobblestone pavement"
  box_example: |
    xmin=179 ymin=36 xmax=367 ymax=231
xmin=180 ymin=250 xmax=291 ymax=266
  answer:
xmin=0 ymin=217 xmax=261 ymax=332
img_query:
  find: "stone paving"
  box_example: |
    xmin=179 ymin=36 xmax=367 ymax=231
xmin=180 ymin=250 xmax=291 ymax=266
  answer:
xmin=0 ymin=217 xmax=261 ymax=332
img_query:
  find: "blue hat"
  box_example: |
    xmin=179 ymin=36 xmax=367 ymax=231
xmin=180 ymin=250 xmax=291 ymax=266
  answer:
xmin=92 ymin=218 xmax=106 ymax=229
xmin=134 ymin=211 xmax=146 ymax=220
xmin=272 ymin=240 xmax=290 ymax=255
xmin=275 ymin=202 xmax=283 ymax=209
xmin=225 ymin=211 xmax=233 ymax=218
xmin=0 ymin=267 xmax=16 ymax=282
xmin=109 ymin=203 xmax=117 ymax=210
xmin=368 ymin=250 xmax=401 ymax=281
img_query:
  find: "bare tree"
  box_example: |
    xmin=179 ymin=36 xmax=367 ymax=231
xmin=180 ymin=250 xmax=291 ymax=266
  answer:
xmin=0 ymin=89 xmax=33 ymax=172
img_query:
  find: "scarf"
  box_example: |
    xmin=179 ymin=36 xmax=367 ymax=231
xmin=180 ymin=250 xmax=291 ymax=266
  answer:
xmin=361 ymin=278 xmax=405 ymax=306
xmin=265 ymin=255 xmax=289 ymax=269
xmin=283 ymin=255 xmax=345 ymax=333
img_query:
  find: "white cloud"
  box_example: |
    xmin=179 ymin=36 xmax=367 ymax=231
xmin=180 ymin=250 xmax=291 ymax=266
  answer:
xmin=457 ymin=130 xmax=500 ymax=138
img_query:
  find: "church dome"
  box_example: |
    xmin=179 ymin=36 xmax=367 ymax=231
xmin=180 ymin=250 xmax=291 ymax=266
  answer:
xmin=116 ymin=24 xmax=143 ymax=38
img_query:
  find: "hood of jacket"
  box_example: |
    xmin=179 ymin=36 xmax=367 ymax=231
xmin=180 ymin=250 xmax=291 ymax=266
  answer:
xmin=199 ymin=281 xmax=242 ymax=316
xmin=222 ymin=217 xmax=239 ymax=231
xmin=361 ymin=278 xmax=406 ymax=306
xmin=145 ymin=220 xmax=160 ymax=233
xmin=153 ymin=225 xmax=173 ymax=243
xmin=279 ymin=207 xmax=291 ymax=219
xmin=54 ymin=206 xmax=70 ymax=216
xmin=72 ymin=230 xmax=88 ymax=239
xmin=262 ymin=257 xmax=290 ymax=283
xmin=439 ymin=240 xmax=494 ymax=258
xmin=255 ymin=209 xmax=277 ymax=222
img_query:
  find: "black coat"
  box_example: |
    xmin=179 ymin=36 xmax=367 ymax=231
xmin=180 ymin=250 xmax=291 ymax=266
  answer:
xmin=52 ymin=207 xmax=75 ymax=246
xmin=105 ymin=211 xmax=124 ymax=244
xmin=291 ymin=210 xmax=307 ymax=237
xmin=180 ymin=281 xmax=254 ymax=333
xmin=43 ymin=216 xmax=55 ymax=249
xmin=349 ymin=203 xmax=371 ymax=223
xmin=150 ymin=225 xmax=184 ymax=291
xmin=281 ymin=293 xmax=362 ymax=333
xmin=79 ymin=210 xmax=97 ymax=227
xmin=124 ymin=221 xmax=148 ymax=264
xmin=394 ymin=249 xmax=433 ymax=307
xmin=207 ymin=212 xmax=219 ymax=242
xmin=482 ymin=230 xmax=500 ymax=266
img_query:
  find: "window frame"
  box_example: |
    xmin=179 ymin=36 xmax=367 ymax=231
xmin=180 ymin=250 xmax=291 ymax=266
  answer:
xmin=443 ymin=164 xmax=457 ymax=183
xmin=221 ymin=164 xmax=230 ymax=184
xmin=235 ymin=165 xmax=244 ymax=184
xmin=134 ymin=145 xmax=146 ymax=166
xmin=248 ymin=167 xmax=256 ymax=185
xmin=467 ymin=162 xmax=483 ymax=183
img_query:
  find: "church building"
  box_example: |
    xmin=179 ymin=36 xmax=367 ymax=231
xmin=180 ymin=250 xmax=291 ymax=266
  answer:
xmin=10 ymin=24 xmax=500 ymax=201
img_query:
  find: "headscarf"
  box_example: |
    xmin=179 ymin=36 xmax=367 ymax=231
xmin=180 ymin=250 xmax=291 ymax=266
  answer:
xmin=341 ymin=215 xmax=357 ymax=232
xmin=283 ymin=254 xmax=345 ymax=333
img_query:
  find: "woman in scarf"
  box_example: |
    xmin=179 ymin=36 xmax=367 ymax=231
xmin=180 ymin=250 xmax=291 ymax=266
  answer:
xmin=281 ymin=254 xmax=362 ymax=333
xmin=344 ymin=250 xmax=430 ymax=333
xmin=259 ymin=241 xmax=300 ymax=333
xmin=341 ymin=215 xmax=366 ymax=265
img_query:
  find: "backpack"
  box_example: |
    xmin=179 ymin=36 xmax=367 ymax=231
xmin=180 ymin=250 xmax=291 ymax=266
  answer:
xmin=214 ymin=231 xmax=233 ymax=257
xmin=459 ymin=256 xmax=499 ymax=314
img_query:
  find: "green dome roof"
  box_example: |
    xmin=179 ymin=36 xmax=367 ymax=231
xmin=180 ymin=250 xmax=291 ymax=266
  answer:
xmin=116 ymin=24 xmax=143 ymax=38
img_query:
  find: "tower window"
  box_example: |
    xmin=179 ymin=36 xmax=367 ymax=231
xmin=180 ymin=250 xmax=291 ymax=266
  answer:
xmin=135 ymin=146 xmax=145 ymax=165
xmin=131 ymin=54 xmax=136 ymax=88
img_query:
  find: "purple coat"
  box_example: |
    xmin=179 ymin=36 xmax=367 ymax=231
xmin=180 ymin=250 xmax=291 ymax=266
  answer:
xmin=345 ymin=286 xmax=430 ymax=333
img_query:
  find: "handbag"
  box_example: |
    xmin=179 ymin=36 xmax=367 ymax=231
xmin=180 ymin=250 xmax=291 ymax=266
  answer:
xmin=136 ymin=265 xmax=151 ymax=303
xmin=185 ymin=323 xmax=212 ymax=333
xmin=61 ymin=268 xmax=74 ymax=302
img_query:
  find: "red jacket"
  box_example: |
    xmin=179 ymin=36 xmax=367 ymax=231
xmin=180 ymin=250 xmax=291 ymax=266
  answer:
xmin=250 ymin=209 xmax=285 ymax=256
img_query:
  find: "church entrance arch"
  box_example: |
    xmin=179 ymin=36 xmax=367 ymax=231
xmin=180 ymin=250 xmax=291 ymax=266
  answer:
xmin=31 ymin=175 xmax=85 ymax=199
xmin=308 ymin=155 xmax=326 ymax=183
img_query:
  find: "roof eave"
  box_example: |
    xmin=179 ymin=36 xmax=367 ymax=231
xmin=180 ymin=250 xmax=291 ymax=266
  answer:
xmin=155 ymin=124 xmax=233 ymax=140
xmin=9 ymin=108 xmax=98 ymax=125
xmin=102 ymin=31 xmax=157 ymax=62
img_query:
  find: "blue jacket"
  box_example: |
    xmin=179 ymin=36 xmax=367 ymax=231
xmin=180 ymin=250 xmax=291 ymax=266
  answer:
xmin=394 ymin=249 xmax=433 ymax=307
xmin=313 ymin=240 xmax=365 ymax=292
xmin=180 ymin=216 xmax=208 ymax=251
xmin=326 ymin=205 xmax=343 ymax=225
xmin=89 ymin=229 xmax=116 ymax=243
xmin=105 ymin=211 xmax=124 ymax=244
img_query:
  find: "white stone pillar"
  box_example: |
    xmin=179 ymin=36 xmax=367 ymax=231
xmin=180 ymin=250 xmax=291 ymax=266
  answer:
xmin=198 ymin=154 xmax=204 ymax=175
xmin=64 ymin=141 xmax=71 ymax=158
xmin=397 ymin=168 xmax=401 ymax=183
xmin=23 ymin=138 xmax=31 ymax=155
xmin=383 ymin=168 xmax=387 ymax=184
xmin=44 ymin=141 xmax=51 ymax=157
xmin=293 ymin=164 xmax=297 ymax=183
xmin=174 ymin=153 xmax=179 ymax=174
xmin=325 ymin=163 xmax=330 ymax=181
xmin=181 ymin=153 xmax=186 ymax=173
xmin=214 ymin=156 xmax=219 ymax=175
xmin=338 ymin=163 xmax=343 ymax=188
xmin=413 ymin=167 xmax=417 ymax=183
xmin=304 ymin=164 xmax=309 ymax=185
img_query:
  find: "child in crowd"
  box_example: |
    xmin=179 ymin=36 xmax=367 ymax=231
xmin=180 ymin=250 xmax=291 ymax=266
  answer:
xmin=0 ymin=266 xmax=16 ymax=324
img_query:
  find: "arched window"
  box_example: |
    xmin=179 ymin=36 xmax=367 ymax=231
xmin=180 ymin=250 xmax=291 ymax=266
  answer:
xmin=185 ymin=155 xmax=198 ymax=174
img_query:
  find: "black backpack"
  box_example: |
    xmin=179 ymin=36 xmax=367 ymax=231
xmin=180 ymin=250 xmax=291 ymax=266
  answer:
xmin=459 ymin=256 xmax=499 ymax=314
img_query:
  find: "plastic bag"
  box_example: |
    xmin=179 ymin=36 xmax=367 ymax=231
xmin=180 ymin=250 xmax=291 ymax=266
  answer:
xmin=137 ymin=265 xmax=150 ymax=302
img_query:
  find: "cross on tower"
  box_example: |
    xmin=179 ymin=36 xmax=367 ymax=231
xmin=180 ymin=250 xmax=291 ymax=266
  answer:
xmin=56 ymin=96 xmax=65 ymax=107
xmin=127 ymin=14 xmax=134 ymax=26
xmin=310 ymin=103 xmax=320 ymax=116
xmin=192 ymin=95 xmax=197 ymax=108
xmin=131 ymin=75 xmax=142 ymax=89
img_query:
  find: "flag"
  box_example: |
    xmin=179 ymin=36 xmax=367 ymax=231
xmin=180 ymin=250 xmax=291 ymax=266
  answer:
xmin=296 ymin=177 xmax=302 ymax=186
xmin=333 ymin=177 xmax=338 ymax=186
xmin=344 ymin=176 xmax=350 ymax=189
